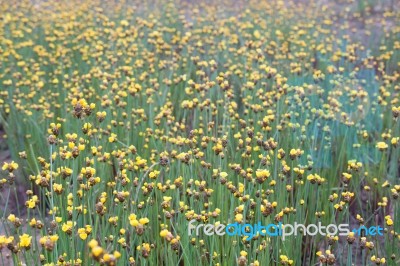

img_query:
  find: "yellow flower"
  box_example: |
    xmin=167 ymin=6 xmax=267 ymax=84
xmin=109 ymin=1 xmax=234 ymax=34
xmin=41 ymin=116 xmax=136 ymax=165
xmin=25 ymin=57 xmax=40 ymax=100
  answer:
xmin=385 ymin=215 xmax=393 ymax=226
xmin=62 ymin=221 xmax=75 ymax=234
xmin=219 ymin=172 xmax=228 ymax=178
xmin=19 ymin=234 xmax=32 ymax=248
xmin=114 ymin=251 xmax=121 ymax=259
xmin=391 ymin=137 xmax=399 ymax=146
xmin=78 ymin=228 xmax=88 ymax=240
xmin=26 ymin=199 xmax=36 ymax=209
xmin=2 ymin=161 xmax=18 ymax=172
xmin=280 ymin=255 xmax=294 ymax=265
xmin=160 ymin=229 xmax=169 ymax=238
xmin=255 ymin=169 xmax=270 ymax=179
xmin=92 ymin=246 xmax=103 ymax=257
xmin=109 ymin=133 xmax=117 ymax=143
xmin=376 ymin=141 xmax=388 ymax=151
xmin=96 ymin=111 xmax=107 ymax=122
xmin=68 ymin=142 xmax=75 ymax=149
xmin=29 ymin=218 xmax=37 ymax=227
xmin=53 ymin=183 xmax=63 ymax=194
xmin=0 ymin=236 xmax=6 ymax=246
xmin=88 ymin=239 xmax=98 ymax=249
xmin=1 ymin=236 xmax=14 ymax=246
xmin=8 ymin=214 xmax=16 ymax=223
xmin=139 ymin=218 xmax=149 ymax=225
xmin=235 ymin=213 xmax=243 ymax=223
xmin=137 ymin=243 xmax=151 ymax=252
xmin=149 ymin=170 xmax=160 ymax=179
xmin=39 ymin=235 xmax=58 ymax=251
xmin=130 ymin=219 xmax=139 ymax=227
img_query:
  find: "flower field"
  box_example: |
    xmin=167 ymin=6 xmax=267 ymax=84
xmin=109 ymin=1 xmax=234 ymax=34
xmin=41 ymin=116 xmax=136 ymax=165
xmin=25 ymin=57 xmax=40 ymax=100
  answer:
xmin=0 ymin=0 xmax=399 ymax=265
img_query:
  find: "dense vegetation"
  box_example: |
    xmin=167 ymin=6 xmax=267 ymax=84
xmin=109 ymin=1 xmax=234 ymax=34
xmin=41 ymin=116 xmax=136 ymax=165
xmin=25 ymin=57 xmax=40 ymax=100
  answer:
xmin=0 ymin=0 xmax=399 ymax=265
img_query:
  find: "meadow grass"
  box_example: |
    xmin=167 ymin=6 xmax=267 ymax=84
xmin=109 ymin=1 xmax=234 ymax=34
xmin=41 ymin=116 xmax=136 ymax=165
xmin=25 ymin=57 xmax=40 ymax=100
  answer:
xmin=0 ymin=0 xmax=399 ymax=265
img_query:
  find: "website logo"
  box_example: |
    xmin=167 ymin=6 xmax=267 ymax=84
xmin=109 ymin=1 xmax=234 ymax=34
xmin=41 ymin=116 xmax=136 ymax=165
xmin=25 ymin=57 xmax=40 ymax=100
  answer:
xmin=188 ymin=220 xmax=383 ymax=241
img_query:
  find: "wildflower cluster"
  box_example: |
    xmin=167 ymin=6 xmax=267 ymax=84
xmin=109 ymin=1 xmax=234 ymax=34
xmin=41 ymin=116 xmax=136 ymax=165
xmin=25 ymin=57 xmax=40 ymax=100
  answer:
xmin=0 ymin=0 xmax=399 ymax=265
